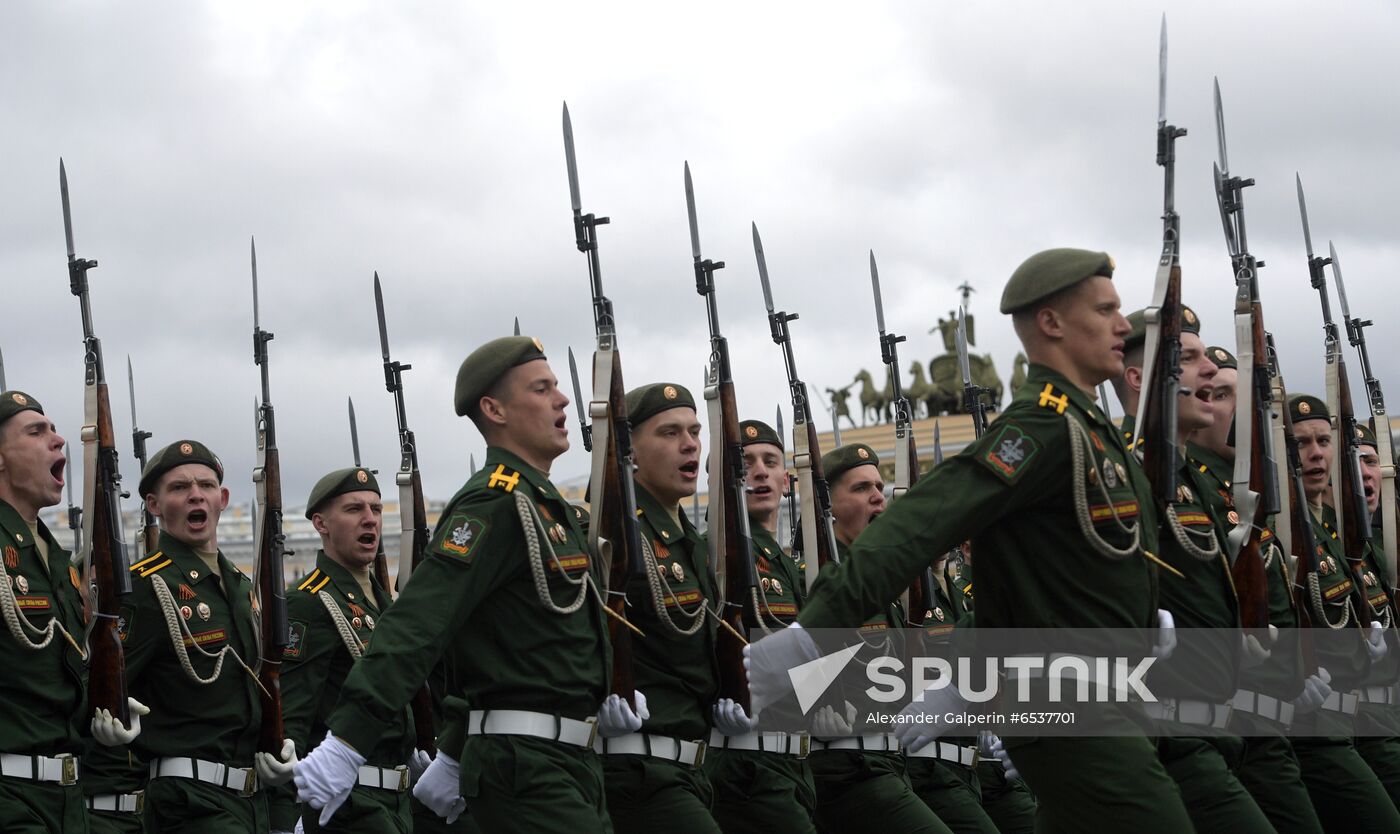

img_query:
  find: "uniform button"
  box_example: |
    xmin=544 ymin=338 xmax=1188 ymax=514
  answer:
xmin=348 ymin=592 xmax=356 ymax=600
xmin=189 ymin=570 xmax=199 ymax=580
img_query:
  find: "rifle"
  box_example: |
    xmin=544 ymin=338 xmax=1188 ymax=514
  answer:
xmin=562 ymin=102 xmax=643 ymax=708
xmin=1277 ymin=354 xmax=1322 ymax=673
xmin=776 ymin=406 xmax=798 ymax=552
xmin=1330 ymin=246 xmax=1398 ymax=592
xmin=1209 ymin=78 xmax=1274 ymax=631
xmin=1296 ymin=182 xmax=1373 ymax=621
xmin=65 ymin=451 xmax=82 ymax=555
xmin=1131 ymin=16 xmax=1186 ymax=516
xmin=752 ymin=222 xmax=839 ymax=592
xmin=346 ymin=396 xmax=393 ymax=593
xmin=955 ymin=308 xmax=988 ymax=438
xmin=869 ymin=252 xmax=936 ymax=625
xmin=249 ymin=237 xmax=288 ymax=755
xmin=127 ymin=357 xmax=158 ymax=554
xmin=61 ymin=160 xmax=132 ymax=726
xmin=686 ymin=162 xmax=757 ymax=708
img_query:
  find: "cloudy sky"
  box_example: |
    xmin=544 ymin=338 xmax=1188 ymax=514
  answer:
xmin=4 ymin=1 xmax=1398 ymax=509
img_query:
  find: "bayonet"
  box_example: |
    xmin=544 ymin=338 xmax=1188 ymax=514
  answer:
xmin=470 ymin=454 xmax=477 ymax=475
xmin=567 ymin=346 xmax=592 ymax=451
xmin=563 ymin=102 xmax=582 ymax=215
xmin=870 ymin=251 xmax=887 ymax=335
xmin=348 ymin=397 xmax=362 ymax=467
xmin=1156 ymin=14 xmax=1168 ymax=126
xmin=1297 ymin=175 xmax=1317 ymax=262
xmin=513 ymin=317 xmax=521 ymax=337
xmin=0 ymin=346 xmax=6 ymax=390
xmin=685 ymin=163 xmax=702 ymax=262
xmin=65 ymin=448 xmax=81 ymax=554
xmin=830 ymin=404 xmax=843 ymax=447
xmin=127 ymin=356 xmax=156 ymax=553
xmin=1098 ymin=383 xmax=1114 ymax=421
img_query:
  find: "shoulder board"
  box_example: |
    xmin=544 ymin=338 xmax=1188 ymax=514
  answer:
xmin=130 ymin=551 xmax=171 ymax=578
xmin=1198 ymin=464 xmax=1208 ymax=474
xmin=1035 ymin=382 xmax=1070 ymax=415
xmin=296 ymin=568 xmax=332 ymax=594
xmin=484 ymin=463 xmax=524 ymax=493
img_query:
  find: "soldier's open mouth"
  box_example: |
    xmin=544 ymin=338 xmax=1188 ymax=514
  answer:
xmin=679 ymin=461 xmax=699 ymax=476
xmin=358 ymin=533 xmax=377 ymax=545
xmin=188 ymin=510 xmax=207 ymax=524
xmin=51 ymin=459 xmax=65 ymax=484
xmin=751 ymin=485 xmax=772 ymax=496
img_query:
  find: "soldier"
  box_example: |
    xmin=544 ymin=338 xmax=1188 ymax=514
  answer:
xmin=593 ymin=382 xmax=722 ymax=833
xmin=1111 ymin=309 xmax=1277 ymax=833
xmin=294 ymin=335 xmax=622 ymax=833
xmin=805 ymin=442 xmax=951 ymax=834
xmin=268 ymin=467 xmax=419 ymax=833
xmin=0 ymin=391 xmax=144 ymax=833
xmin=1353 ymin=423 xmax=1400 ymax=807
xmin=1185 ymin=347 xmax=1328 ymax=834
xmin=122 ymin=439 xmax=295 ymax=833
xmin=747 ymin=248 xmax=1196 ymax=832
xmin=1286 ymin=394 xmax=1400 ymax=832
xmin=704 ymin=419 xmax=816 ymax=834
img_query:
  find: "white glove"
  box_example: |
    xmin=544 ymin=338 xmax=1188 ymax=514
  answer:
xmin=293 ymin=732 xmax=366 ymax=826
xmin=255 ymin=738 xmax=299 ymax=787
xmin=408 ymin=748 xmax=432 ymax=783
xmin=1241 ymin=625 xmax=1279 ymax=669
xmin=1366 ymin=621 xmax=1389 ymax=662
xmin=712 ymin=698 xmax=757 ymax=737
xmin=743 ymin=622 xmax=820 ymax=718
xmin=892 ymin=682 xmax=967 ymax=754
xmin=597 ymin=691 xmax=649 ymax=738
xmin=986 ymin=734 xmax=1020 ymax=781
xmin=412 ymin=752 xmax=466 ymax=824
xmin=1293 ymin=667 xmax=1333 ymax=714
xmin=811 ymin=701 xmax=856 ymax=738
xmin=91 ymin=698 xmax=149 ymax=747
xmin=1152 ymin=610 xmax=1176 ymax=660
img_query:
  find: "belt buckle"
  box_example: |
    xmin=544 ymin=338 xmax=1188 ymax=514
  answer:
xmin=59 ymin=755 xmax=77 ymax=786
xmin=693 ymin=739 xmax=707 ymax=768
xmin=397 ymin=766 xmax=410 ymax=792
xmin=240 ymin=768 xmax=257 ymax=797
xmin=585 ymin=717 xmax=599 ymax=749
xmin=797 ymin=735 xmax=811 ymax=760
xmin=134 ymin=791 xmax=145 ymax=814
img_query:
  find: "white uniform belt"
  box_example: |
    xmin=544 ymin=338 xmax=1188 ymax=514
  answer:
xmin=707 ymin=729 xmax=809 ymax=758
xmin=1320 ymin=691 xmax=1359 ymax=715
xmin=1231 ymin=689 xmax=1295 ymax=727
xmin=149 ymin=757 xmax=257 ymax=796
xmin=357 ymin=764 xmax=410 ymax=792
xmin=1355 ymin=685 xmax=1398 ymax=706
xmin=906 ymin=741 xmax=977 ymax=766
xmin=596 ymin=733 xmax=706 ymax=766
xmin=1144 ymin=698 xmax=1232 ymax=729
xmin=87 ymin=792 xmax=143 ymax=813
xmin=0 ymin=753 xmax=78 ymax=785
xmin=466 ymin=709 xmax=598 ymax=749
xmin=815 ymin=733 xmax=899 ymax=753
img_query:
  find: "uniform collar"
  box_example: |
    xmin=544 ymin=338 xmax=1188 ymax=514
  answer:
xmin=633 ymin=483 xmax=695 ymax=547
xmin=1023 ymin=364 xmax=1115 ymax=432
xmin=0 ymin=498 xmax=60 ymax=555
xmin=313 ymin=549 xmax=388 ymax=611
xmin=482 ymin=446 xmax=557 ymax=499
xmin=750 ymin=523 xmax=783 ymax=558
xmin=156 ymin=530 xmax=228 ymax=587
xmin=1186 ymin=443 xmax=1231 ymax=484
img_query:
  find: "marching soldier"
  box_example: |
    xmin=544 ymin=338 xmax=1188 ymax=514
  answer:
xmin=122 ymin=439 xmax=294 ymax=832
xmin=704 ymin=419 xmax=817 ymax=834
xmin=1353 ymin=423 xmax=1400 ymax=807
xmin=268 ymin=467 xmax=418 ymax=833
xmin=294 ymin=335 xmax=619 ymax=833
xmin=747 ymin=248 xmax=1196 ymax=833
xmin=1286 ymin=394 xmax=1400 ymax=832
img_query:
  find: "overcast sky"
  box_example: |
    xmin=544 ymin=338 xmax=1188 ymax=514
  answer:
xmin=4 ymin=1 xmax=1398 ymax=509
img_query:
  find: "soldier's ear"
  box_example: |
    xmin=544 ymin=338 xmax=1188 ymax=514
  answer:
xmin=311 ymin=514 xmax=329 ymax=536
xmin=478 ymin=394 xmax=509 ymax=427
xmin=144 ymin=493 xmax=160 ymax=519
xmin=1124 ymin=366 xmax=1144 ymax=395
xmin=1035 ymin=306 xmax=1065 ymax=340
xmin=217 ymin=486 xmax=230 ymax=511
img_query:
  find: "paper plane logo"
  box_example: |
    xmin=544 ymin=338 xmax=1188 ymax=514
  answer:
xmin=789 ymin=643 xmax=864 ymax=714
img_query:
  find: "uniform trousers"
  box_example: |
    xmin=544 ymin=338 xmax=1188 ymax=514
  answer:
xmin=1228 ymin=711 xmax=1324 ymax=834
xmin=457 ymin=735 xmax=611 ymax=834
xmin=704 ymin=748 xmax=817 ymax=834
xmin=1292 ymin=708 xmax=1400 ymax=834
xmin=1353 ymin=702 xmax=1400 ymax=812
xmin=904 ymin=757 xmax=999 ymax=834
xmin=142 ymin=776 xmax=269 ymax=833
xmin=300 ymin=786 xmax=411 ymax=833
xmin=808 ymin=750 xmax=951 ymax=834
xmin=0 ymin=777 xmax=89 ymax=833
xmin=972 ymin=758 xmax=1034 ymax=834
xmin=601 ymin=755 xmax=720 ymax=834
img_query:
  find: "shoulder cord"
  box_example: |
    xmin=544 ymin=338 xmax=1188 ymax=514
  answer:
xmin=515 ymin=492 xmax=603 ymax=615
xmin=1066 ymin=415 xmax=1141 ymax=560
xmin=638 ymin=536 xmax=706 ymax=638
xmin=150 ymin=573 xmax=261 ymax=686
xmin=0 ymin=558 xmax=84 ymax=657
xmin=318 ymin=591 xmax=365 ymax=658
xmin=1163 ymin=504 xmax=1222 ymax=562
xmin=1306 ymin=570 xmax=1352 ymax=630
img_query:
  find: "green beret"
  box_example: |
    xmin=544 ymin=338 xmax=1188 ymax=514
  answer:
xmin=1124 ymin=305 xmax=1201 ymax=354
xmin=1355 ymin=423 xmax=1378 ymax=449
xmin=306 ymin=467 xmax=381 ymax=519
xmin=1288 ymin=394 xmax=1329 ymax=426
xmin=1000 ymin=248 xmax=1115 ymax=314
xmin=454 ymin=336 xmax=548 ymax=417
xmin=140 ymin=440 xmax=224 ymax=497
xmin=0 ymin=390 xmax=43 ymax=428
xmin=740 ymin=419 xmax=783 ymax=450
xmin=1206 ymin=346 xmax=1237 ymax=370
xmin=625 ymin=383 xmax=696 ymax=427
xmin=822 ymin=443 xmax=880 ymax=486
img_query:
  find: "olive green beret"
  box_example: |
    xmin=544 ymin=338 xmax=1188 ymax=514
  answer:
xmin=1206 ymin=346 xmax=1236 ymax=370
xmin=306 ymin=467 xmax=381 ymax=519
xmin=454 ymin=336 xmax=548 ymax=417
xmin=1124 ymin=305 xmax=1201 ymax=354
xmin=1288 ymin=394 xmax=1329 ymax=426
xmin=139 ymin=440 xmax=224 ymax=497
xmin=1355 ymin=423 xmax=1377 ymax=449
xmin=625 ymin=383 xmax=696 ymax=427
xmin=822 ymin=443 xmax=880 ymax=485
xmin=0 ymin=390 xmax=43 ymax=428
xmin=1000 ymin=248 xmax=1115 ymax=314
xmin=740 ymin=419 xmax=783 ymax=450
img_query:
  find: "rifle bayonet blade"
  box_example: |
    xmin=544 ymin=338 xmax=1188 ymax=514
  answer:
xmin=956 ymin=306 xmax=973 ymax=385
xmin=1157 ymin=15 xmax=1168 ymax=125
xmin=684 ymin=162 xmax=702 ymax=261
xmin=1296 ymin=174 xmax=1317 ymax=260
xmin=567 ymin=346 xmax=587 ymax=427
xmin=348 ymin=396 xmax=362 ymax=467
xmin=776 ymin=405 xmax=784 ymax=442
xmin=1329 ymin=241 xmax=1352 ymax=320
xmin=1213 ymin=77 xmax=1229 ymax=174
xmin=59 ymin=159 xmax=76 ymax=258
xmin=562 ymin=102 xmax=582 ymax=213
xmin=64 ymin=447 xmax=74 ymax=506
xmin=470 ymin=453 xmax=478 ymax=475
xmin=752 ymin=222 xmax=775 ymax=313
xmin=869 ymin=250 xmax=887 ymax=334
xmin=250 ymin=236 xmax=261 ymax=329
xmin=933 ymin=419 xmax=944 ymax=465
xmin=127 ymin=355 xmax=138 ymax=427
xmin=514 ymin=316 xmax=520 ymax=337
xmin=0 ymin=346 xmax=6 ymax=391
xmin=831 ymin=405 xmax=843 ymax=447
xmin=373 ymin=272 xmax=392 ymax=362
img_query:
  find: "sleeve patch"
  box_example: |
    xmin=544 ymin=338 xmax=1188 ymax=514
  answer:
xmin=431 ymin=513 xmax=489 ymax=562
xmin=117 ymin=605 xmax=134 ymax=642
xmin=285 ymin=621 xmax=307 ymax=660
xmin=980 ymin=422 xmax=1041 ymax=483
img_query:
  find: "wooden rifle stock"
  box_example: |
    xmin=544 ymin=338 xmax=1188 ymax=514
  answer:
xmin=87 ymin=381 xmax=131 ymax=725
xmin=1232 ymin=302 xmax=1272 ymax=631
xmin=252 ymin=438 xmax=287 ymax=755
xmin=714 ymin=378 xmax=757 ymax=708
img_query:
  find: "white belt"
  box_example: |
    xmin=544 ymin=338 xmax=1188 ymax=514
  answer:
xmin=357 ymin=764 xmax=410 ymax=792
xmin=1320 ymin=691 xmax=1359 ymax=716
xmin=1355 ymin=685 xmax=1398 ymax=706
xmin=1144 ymin=698 xmax=1232 ymax=729
xmin=596 ymin=733 xmax=706 ymax=766
xmin=815 ymin=733 xmax=899 ymax=753
xmin=1231 ymin=689 xmax=1295 ymax=727
xmin=87 ymin=792 xmax=143 ymax=813
xmin=150 ymin=757 xmax=257 ymax=796
xmin=466 ymin=709 xmax=598 ymax=749
xmin=0 ymin=753 xmax=79 ymax=785
xmin=707 ymin=729 xmax=810 ymax=758
xmin=906 ymin=741 xmax=976 ymax=766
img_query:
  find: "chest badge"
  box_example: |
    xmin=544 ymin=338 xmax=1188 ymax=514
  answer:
xmin=771 ymin=578 xmax=783 ymax=596
xmin=14 ymin=574 xmax=28 ymax=594
xmin=1318 ymin=558 xmax=1332 ymax=575
xmin=365 ymin=614 xmax=376 ymax=630
xmin=761 ymin=577 xmax=771 ymax=592
xmin=179 ymin=604 xmax=193 ymax=621
xmin=1101 ymin=459 xmax=1119 ymax=488
xmin=197 ymin=602 xmax=211 ymax=621
xmin=352 ymin=616 xmax=363 ymax=629
xmin=933 ymin=607 xmax=946 ymax=621
xmin=1227 ymin=511 xmax=1240 ymax=525
xmin=671 ymin=562 xmax=685 ymax=583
